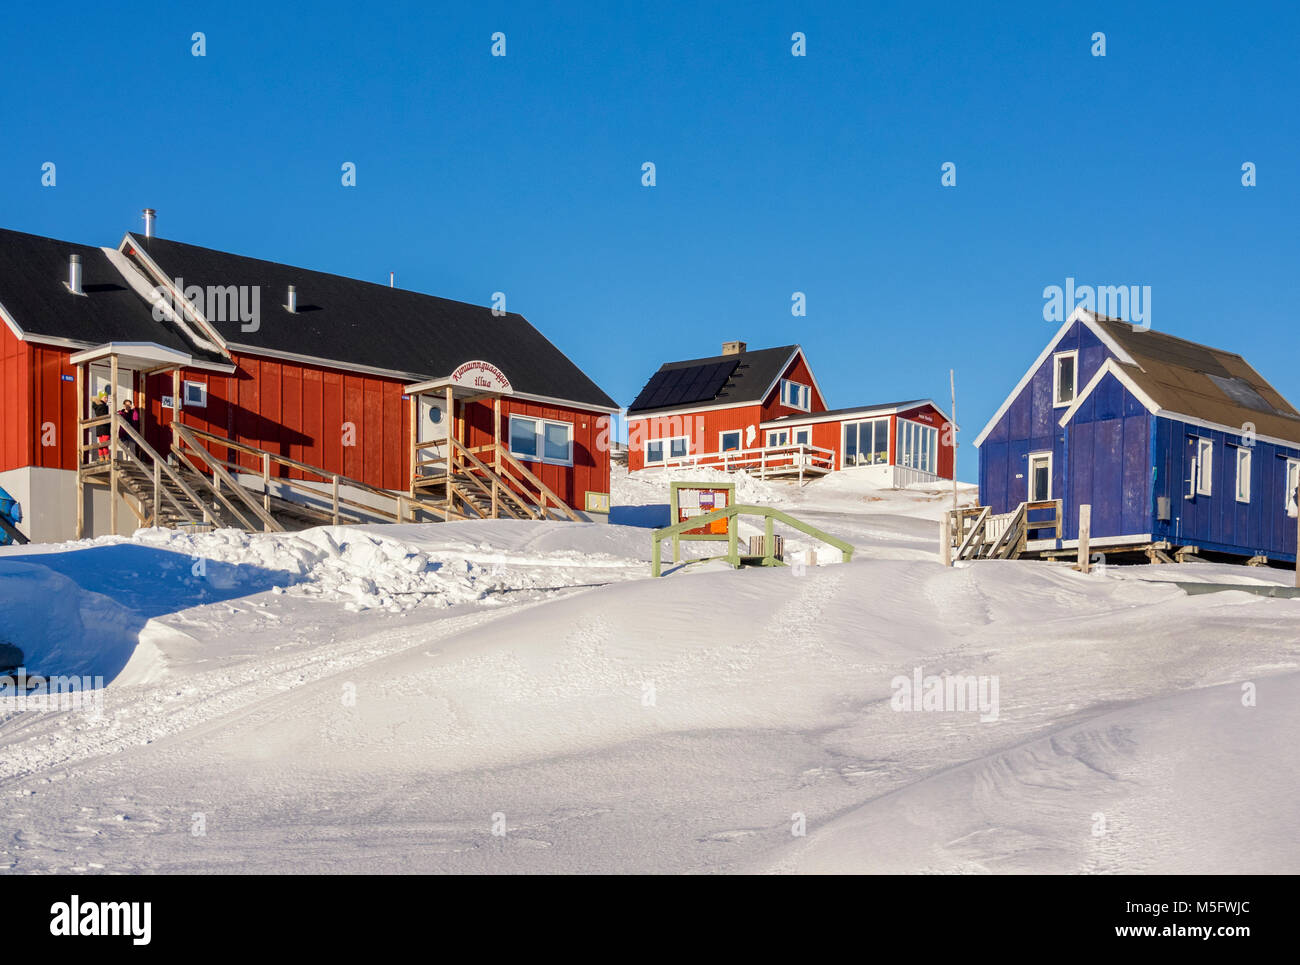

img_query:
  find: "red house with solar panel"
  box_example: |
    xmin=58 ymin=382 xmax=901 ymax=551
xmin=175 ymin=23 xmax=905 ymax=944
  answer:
xmin=625 ymin=341 xmax=955 ymax=484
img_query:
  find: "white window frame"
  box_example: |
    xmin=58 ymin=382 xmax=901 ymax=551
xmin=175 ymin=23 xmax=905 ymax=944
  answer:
xmin=182 ymin=380 xmax=207 ymax=408
xmin=1028 ymin=450 xmax=1052 ymax=502
xmin=1234 ymin=446 xmax=1251 ymax=503
xmin=644 ymin=434 xmax=689 ymax=465
xmin=510 ymin=415 xmax=574 ymax=467
xmin=718 ymin=430 xmax=742 ymax=453
xmin=793 ymin=427 xmax=811 ymax=447
xmin=1286 ymin=458 xmax=1300 ymax=517
xmin=1052 ymin=351 xmax=1078 ymax=408
xmin=843 ymin=417 xmax=889 ymax=467
xmin=1196 ymin=437 xmax=1213 ymax=496
xmin=780 ymin=379 xmax=811 ymax=411
xmin=767 ymin=429 xmax=790 ymax=447
xmin=898 ymin=418 xmax=938 ymax=473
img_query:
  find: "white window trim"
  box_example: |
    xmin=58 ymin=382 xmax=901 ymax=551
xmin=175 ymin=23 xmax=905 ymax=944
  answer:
xmin=645 ymin=434 xmax=689 ymax=465
xmin=843 ymin=417 xmax=890 ymax=467
xmin=767 ymin=429 xmax=790 ymax=447
xmin=718 ymin=430 xmax=742 ymax=452
xmin=1196 ymin=438 xmax=1213 ymax=496
xmin=1053 ymin=350 xmax=1079 ymax=408
xmin=509 ymin=415 xmax=574 ymax=467
xmin=1286 ymin=458 xmax=1300 ymax=517
xmin=780 ymin=379 xmax=811 ymax=411
xmin=182 ymin=380 xmax=207 ymax=408
xmin=1028 ymin=450 xmax=1053 ymax=501
xmin=1234 ymin=446 xmax=1251 ymax=503
xmin=898 ymin=417 xmax=939 ymax=473
xmin=793 ymin=427 xmax=811 ymax=446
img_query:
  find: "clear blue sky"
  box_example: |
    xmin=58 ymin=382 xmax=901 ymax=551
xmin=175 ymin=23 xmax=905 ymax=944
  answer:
xmin=3 ymin=1 xmax=1297 ymax=480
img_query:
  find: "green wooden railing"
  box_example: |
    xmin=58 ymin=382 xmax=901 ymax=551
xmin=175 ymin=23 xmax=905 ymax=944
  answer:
xmin=651 ymin=504 xmax=854 ymax=577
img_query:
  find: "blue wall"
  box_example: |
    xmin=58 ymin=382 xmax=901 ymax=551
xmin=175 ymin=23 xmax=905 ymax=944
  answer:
xmin=978 ymin=319 xmax=1111 ymax=515
xmin=1152 ymin=418 xmax=1299 ymax=562
xmin=1062 ymin=373 xmax=1151 ymax=540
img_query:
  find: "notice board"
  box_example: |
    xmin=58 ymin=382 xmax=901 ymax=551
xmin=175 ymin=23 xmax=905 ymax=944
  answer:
xmin=670 ymin=481 xmax=736 ymax=538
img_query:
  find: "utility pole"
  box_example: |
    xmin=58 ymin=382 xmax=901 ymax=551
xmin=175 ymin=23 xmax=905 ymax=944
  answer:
xmin=950 ymin=368 xmax=959 ymax=511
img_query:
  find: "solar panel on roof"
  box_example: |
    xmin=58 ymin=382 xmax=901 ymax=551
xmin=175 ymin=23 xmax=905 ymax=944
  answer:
xmin=629 ymin=359 xmax=739 ymax=411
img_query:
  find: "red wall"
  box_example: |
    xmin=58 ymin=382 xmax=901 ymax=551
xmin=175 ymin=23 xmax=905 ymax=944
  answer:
xmin=626 ymin=404 xmax=763 ymax=471
xmin=147 ymin=352 xmax=609 ymax=506
xmin=463 ymin=398 xmax=611 ymax=506
xmin=760 ymin=353 xmax=828 ymax=423
xmin=0 ymin=327 xmax=79 ymax=474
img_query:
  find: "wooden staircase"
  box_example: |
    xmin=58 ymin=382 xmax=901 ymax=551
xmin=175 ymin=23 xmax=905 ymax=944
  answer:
xmin=947 ymin=500 xmax=1062 ymax=561
xmin=412 ymin=437 xmax=582 ymax=523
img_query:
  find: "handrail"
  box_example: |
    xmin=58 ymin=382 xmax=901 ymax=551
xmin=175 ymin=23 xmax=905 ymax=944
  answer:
xmin=114 ymin=420 xmax=208 ymax=526
xmin=175 ymin=424 xmax=461 ymax=524
xmin=493 ymin=444 xmax=582 ymax=522
xmin=650 ymin=503 xmax=853 ymax=577
xmin=447 ymin=438 xmax=531 ymax=520
xmin=955 ymin=506 xmax=991 ymax=560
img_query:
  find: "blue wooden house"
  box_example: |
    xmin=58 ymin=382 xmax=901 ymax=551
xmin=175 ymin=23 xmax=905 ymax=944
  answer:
xmin=973 ymin=308 xmax=1300 ymax=563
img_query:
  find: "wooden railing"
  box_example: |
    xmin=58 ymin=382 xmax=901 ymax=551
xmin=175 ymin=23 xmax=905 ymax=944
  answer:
xmin=653 ymin=442 xmax=836 ymax=484
xmin=173 ymin=425 xmax=468 ymax=527
xmin=651 ymin=503 xmax=854 ymax=577
xmin=412 ymin=436 xmax=582 ymax=523
xmin=946 ymin=499 xmax=1063 ymax=561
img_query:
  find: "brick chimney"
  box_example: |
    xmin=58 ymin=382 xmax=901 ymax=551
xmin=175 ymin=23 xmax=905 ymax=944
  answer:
xmin=722 ymin=340 xmax=747 ymax=356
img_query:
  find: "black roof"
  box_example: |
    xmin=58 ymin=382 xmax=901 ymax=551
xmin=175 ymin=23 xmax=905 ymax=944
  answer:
xmin=0 ymin=227 xmax=226 ymax=364
xmin=136 ymin=236 xmax=617 ymax=409
xmin=627 ymin=345 xmax=799 ymax=414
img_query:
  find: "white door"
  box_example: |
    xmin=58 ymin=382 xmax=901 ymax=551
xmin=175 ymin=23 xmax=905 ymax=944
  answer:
xmin=88 ymin=363 xmax=133 ymax=407
xmin=1029 ymin=452 xmax=1052 ymax=502
xmin=417 ymin=396 xmax=450 ymax=476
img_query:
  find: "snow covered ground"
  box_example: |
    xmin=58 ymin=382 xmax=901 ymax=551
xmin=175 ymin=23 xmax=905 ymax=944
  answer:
xmin=2 ymin=467 xmax=1297 ymax=874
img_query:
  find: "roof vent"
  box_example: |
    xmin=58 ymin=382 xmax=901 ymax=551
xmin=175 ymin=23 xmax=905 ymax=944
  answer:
xmin=65 ymin=253 xmax=84 ymax=296
xmin=142 ymin=208 xmax=156 ymax=238
xmin=722 ymin=340 xmax=747 ymax=356
xmin=286 ymin=285 xmax=297 ymax=313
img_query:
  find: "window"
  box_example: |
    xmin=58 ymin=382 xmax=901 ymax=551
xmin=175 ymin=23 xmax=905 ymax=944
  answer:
xmin=645 ymin=435 xmax=688 ymax=465
xmin=794 ymin=428 xmax=810 ymax=446
xmin=899 ymin=418 xmax=939 ymax=473
xmin=1053 ymin=352 xmax=1078 ymax=407
xmin=183 ymin=380 xmax=207 ymax=408
xmin=1286 ymin=458 xmax=1300 ymax=517
xmin=1029 ymin=451 xmax=1052 ymax=501
xmin=1195 ymin=438 xmax=1213 ymax=496
xmin=719 ymin=430 xmax=742 ymax=452
xmin=1234 ymin=447 xmax=1251 ymax=503
xmin=780 ymin=379 xmax=811 ymax=411
xmin=843 ymin=418 xmax=889 ymax=466
xmin=510 ymin=415 xmax=573 ymax=466
xmin=767 ymin=429 xmax=790 ymax=447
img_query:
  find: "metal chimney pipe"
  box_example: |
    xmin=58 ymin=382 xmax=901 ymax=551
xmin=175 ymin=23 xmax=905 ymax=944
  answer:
xmin=389 ymin=272 xmax=394 ymax=288
xmin=142 ymin=208 xmax=156 ymax=238
xmin=68 ymin=254 xmax=83 ymax=295
xmin=287 ymin=285 xmax=297 ymax=313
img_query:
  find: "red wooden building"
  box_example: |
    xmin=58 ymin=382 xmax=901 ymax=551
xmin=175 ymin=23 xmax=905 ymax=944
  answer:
xmin=0 ymin=221 xmax=616 ymax=543
xmin=625 ymin=342 xmax=954 ymax=485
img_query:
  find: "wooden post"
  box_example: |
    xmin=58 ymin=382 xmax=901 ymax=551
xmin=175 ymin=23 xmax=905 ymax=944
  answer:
xmin=445 ymin=385 xmax=455 ymax=508
xmin=109 ymin=354 xmax=120 ymax=534
xmin=75 ymin=362 xmax=85 ymax=539
xmin=332 ymin=474 xmax=340 ymax=525
xmin=940 ymin=513 xmax=952 ymax=567
xmin=950 ymin=368 xmax=959 ymax=512
xmin=1077 ymin=504 xmax=1092 ymax=574
xmin=764 ymin=514 xmax=775 ymax=565
xmin=262 ymin=452 xmax=271 ymax=516
xmin=408 ymin=392 xmax=418 ymax=498
xmin=152 ymin=458 xmax=161 ymax=527
xmin=492 ymin=396 xmax=501 ymax=518
xmin=727 ymin=514 xmax=739 ymax=567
